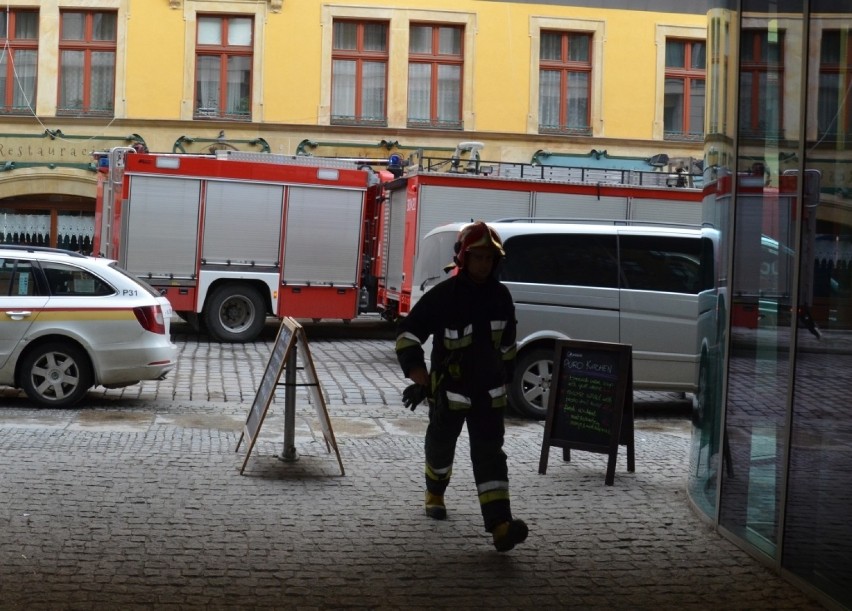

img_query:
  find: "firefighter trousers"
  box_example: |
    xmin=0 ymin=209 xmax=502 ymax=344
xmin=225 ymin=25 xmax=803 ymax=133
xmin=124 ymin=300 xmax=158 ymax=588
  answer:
xmin=424 ymin=397 xmax=512 ymax=532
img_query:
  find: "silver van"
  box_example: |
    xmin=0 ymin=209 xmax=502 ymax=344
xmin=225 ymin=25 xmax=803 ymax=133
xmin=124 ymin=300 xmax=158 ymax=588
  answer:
xmin=413 ymin=220 xmax=718 ymax=419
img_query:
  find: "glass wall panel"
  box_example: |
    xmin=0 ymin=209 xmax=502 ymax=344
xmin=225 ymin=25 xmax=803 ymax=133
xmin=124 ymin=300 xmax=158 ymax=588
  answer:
xmin=698 ymin=0 xmax=852 ymax=606
xmin=781 ymin=5 xmax=852 ymax=606
xmin=718 ymin=0 xmax=804 ymax=561
xmin=689 ymin=6 xmax=738 ymax=519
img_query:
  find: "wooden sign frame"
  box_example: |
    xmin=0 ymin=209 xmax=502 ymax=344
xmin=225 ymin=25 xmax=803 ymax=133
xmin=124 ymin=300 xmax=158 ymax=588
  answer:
xmin=538 ymin=339 xmax=635 ymax=485
xmin=236 ymin=317 xmax=344 ymax=476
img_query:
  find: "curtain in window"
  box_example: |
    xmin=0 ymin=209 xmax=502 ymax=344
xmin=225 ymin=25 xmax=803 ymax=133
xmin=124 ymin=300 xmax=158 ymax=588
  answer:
xmin=539 ymin=70 xmax=560 ymax=128
xmin=567 ymin=71 xmax=589 ymax=128
xmin=62 ymin=13 xmax=85 ymax=40
xmin=689 ymin=79 xmax=706 ymax=135
xmin=363 ymin=23 xmax=387 ymax=52
xmin=438 ymin=27 xmax=461 ymax=55
xmin=691 ymin=42 xmax=706 ymax=69
xmin=226 ymin=55 xmax=250 ymax=115
xmin=11 ymin=49 xmax=36 ymax=109
xmin=817 ymin=73 xmax=840 ymax=136
xmin=437 ymin=64 xmax=460 ymax=123
xmin=15 ymin=12 xmax=38 ymax=38
xmin=569 ymin=35 xmax=590 ymax=62
xmin=739 ymin=72 xmax=753 ymax=131
xmin=540 ymin=33 xmax=561 ymax=60
xmin=91 ymin=51 xmax=115 ymax=111
xmin=332 ymin=59 xmax=356 ymax=118
xmin=408 ymin=63 xmax=431 ymax=122
xmin=361 ymin=61 xmax=386 ymax=120
xmin=333 ymin=22 xmax=357 ymax=50
xmin=59 ymin=50 xmax=84 ymax=109
xmin=92 ymin=13 xmax=116 ymax=41
xmin=196 ymin=56 xmax=220 ymax=115
xmin=762 ymin=71 xmax=782 ymax=132
xmin=665 ymin=77 xmax=685 ymax=133
xmin=666 ymin=41 xmax=686 ymax=67
xmin=410 ymin=26 xmax=431 ymax=53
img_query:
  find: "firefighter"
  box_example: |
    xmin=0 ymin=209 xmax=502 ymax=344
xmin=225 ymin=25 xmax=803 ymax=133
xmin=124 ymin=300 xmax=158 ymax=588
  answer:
xmin=395 ymin=220 xmax=528 ymax=552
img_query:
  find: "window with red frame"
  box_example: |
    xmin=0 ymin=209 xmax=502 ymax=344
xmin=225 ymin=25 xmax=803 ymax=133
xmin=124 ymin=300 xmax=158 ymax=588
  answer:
xmin=539 ymin=31 xmax=592 ymax=135
xmin=195 ymin=15 xmax=253 ymax=120
xmin=331 ymin=20 xmax=388 ymax=126
xmin=818 ymin=29 xmax=852 ymax=143
xmin=1 ymin=9 xmax=38 ymax=114
xmin=408 ymin=24 xmax=463 ymax=129
xmin=664 ymin=39 xmax=705 ymax=141
xmin=58 ymin=10 xmax=116 ymax=115
xmin=739 ymin=29 xmax=784 ymax=139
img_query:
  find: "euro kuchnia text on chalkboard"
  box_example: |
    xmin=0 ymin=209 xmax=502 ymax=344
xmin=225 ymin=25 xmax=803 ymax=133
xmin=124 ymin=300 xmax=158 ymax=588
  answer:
xmin=555 ymin=349 xmax=619 ymax=446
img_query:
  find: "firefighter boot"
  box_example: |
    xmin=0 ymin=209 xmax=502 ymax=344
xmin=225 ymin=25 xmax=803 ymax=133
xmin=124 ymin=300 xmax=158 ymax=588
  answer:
xmin=424 ymin=491 xmax=447 ymax=520
xmin=492 ymin=519 xmax=529 ymax=552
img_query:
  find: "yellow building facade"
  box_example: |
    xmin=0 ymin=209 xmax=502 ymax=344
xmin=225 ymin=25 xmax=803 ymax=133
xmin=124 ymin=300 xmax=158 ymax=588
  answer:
xmin=0 ymin=0 xmax=707 ymax=248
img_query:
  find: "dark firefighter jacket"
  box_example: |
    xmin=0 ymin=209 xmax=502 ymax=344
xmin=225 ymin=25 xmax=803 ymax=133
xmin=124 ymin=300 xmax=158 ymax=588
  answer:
xmin=396 ymin=271 xmax=518 ymax=410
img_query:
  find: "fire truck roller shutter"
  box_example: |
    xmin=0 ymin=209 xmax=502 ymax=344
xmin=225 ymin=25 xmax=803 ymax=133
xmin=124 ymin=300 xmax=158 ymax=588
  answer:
xmin=282 ymin=186 xmax=365 ymax=285
xmin=534 ymin=192 xmax=628 ymax=220
xmin=417 ymin=185 xmax=530 ymax=243
xmin=125 ymin=176 xmax=201 ymax=279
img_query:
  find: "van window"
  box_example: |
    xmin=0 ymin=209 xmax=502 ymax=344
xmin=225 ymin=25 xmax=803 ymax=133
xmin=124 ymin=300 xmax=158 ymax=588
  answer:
xmin=619 ymin=235 xmax=711 ymax=294
xmin=500 ymin=234 xmax=619 ymax=288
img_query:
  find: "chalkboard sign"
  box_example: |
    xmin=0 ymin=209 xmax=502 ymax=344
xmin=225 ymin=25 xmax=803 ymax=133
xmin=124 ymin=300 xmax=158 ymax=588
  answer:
xmin=538 ymin=340 xmax=634 ymax=485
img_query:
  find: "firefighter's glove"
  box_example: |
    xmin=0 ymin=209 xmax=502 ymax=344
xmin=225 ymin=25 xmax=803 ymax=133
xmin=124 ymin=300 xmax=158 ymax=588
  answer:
xmin=402 ymin=383 xmax=429 ymax=412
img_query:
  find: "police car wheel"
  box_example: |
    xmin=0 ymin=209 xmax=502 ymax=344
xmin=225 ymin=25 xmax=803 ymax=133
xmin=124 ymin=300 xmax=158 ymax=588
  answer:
xmin=509 ymin=347 xmax=552 ymax=420
xmin=19 ymin=342 xmax=93 ymax=408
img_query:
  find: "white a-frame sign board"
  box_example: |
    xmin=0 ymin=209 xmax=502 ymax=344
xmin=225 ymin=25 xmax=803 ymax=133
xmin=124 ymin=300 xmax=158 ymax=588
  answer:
xmin=236 ymin=317 xmax=345 ymax=476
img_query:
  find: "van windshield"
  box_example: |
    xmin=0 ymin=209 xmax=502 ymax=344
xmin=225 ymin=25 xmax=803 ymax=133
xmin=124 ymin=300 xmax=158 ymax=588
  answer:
xmin=414 ymin=230 xmax=459 ymax=291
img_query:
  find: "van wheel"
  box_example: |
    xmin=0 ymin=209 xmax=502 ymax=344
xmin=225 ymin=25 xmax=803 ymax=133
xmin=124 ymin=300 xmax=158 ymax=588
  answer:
xmin=19 ymin=342 xmax=92 ymax=408
xmin=509 ymin=347 xmax=553 ymax=420
xmin=204 ymin=284 xmax=266 ymax=342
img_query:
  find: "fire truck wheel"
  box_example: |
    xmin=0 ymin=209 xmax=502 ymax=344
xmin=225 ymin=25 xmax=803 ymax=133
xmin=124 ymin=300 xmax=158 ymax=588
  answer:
xmin=204 ymin=284 xmax=266 ymax=342
xmin=508 ymin=347 xmax=552 ymax=420
xmin=19 ymin=341 xmax=93 ymax=408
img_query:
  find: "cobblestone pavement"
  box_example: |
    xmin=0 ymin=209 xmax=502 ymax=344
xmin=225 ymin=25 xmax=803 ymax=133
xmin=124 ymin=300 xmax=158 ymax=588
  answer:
xmin=0 ymin=318 xmax=829 ymax=610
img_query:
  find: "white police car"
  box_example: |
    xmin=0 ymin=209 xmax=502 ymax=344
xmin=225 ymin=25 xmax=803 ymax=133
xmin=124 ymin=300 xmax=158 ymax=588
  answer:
xmin=0 ymin=245 xmax=178 ymax=407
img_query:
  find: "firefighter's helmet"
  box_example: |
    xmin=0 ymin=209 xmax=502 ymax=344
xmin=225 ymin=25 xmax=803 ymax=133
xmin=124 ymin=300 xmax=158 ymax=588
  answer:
xmin=453 ymin=221 xmax=505 ymax=269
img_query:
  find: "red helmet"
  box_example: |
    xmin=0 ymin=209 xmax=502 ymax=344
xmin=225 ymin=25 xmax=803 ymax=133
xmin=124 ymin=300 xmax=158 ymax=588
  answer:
xmin=453 ymin=221 xmax=505 ymax=268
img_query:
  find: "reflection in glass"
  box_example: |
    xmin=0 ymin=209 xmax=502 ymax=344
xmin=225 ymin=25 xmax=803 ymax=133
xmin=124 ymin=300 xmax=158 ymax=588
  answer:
xmin=695 ymin=1 xmax=852 ymax=606
xmin=781 ymin=10 xmax=852 ymax=606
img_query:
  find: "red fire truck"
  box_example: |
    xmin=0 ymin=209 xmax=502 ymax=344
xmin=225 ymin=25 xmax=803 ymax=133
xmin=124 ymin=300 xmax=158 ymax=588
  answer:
xmin=374 ymin=148 xmax=704 ymax=320
xmin=717 ymin=167 xmax=821 ymax=330
xmin=94 ymin=147 xmax=384 ymax=342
